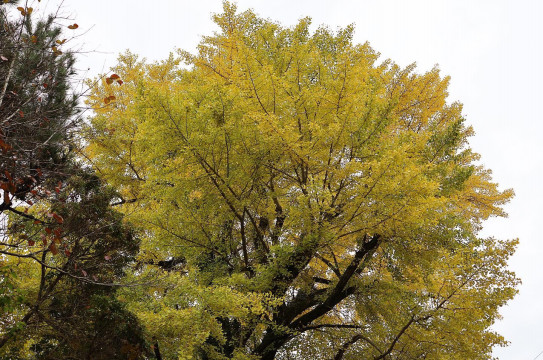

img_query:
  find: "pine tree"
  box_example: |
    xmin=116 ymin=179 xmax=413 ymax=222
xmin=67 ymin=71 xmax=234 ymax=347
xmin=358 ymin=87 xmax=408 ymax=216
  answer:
xmin=0 ymin=3 xmax=147 ymax=358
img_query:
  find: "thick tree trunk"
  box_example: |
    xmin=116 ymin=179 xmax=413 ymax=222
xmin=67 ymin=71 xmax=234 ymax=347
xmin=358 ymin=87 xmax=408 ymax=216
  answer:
xmin=252 ymin=235 xmax=381 ymax=359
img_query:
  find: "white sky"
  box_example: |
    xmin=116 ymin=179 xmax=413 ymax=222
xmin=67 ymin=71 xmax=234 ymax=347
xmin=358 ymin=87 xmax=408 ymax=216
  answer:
xmin=34 ymin=1 xmax=543 ymax=358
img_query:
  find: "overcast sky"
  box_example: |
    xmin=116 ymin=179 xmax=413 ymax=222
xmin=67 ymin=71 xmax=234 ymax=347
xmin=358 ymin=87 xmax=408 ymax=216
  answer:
xmin=36 ymin=0 xmax=543 ymax=358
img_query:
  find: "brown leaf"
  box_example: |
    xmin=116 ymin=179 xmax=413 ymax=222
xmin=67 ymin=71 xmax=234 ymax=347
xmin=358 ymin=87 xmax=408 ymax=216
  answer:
xmin=109 ymin=74 xmax=120 ymax=80
xmin=49 ymin=242 xmax=58 ymax=255
xmin=67 ymin=24 xmax=79 ymax=30
xmin=3 ymin=190 xmax=10 ymax=205
xmin=104 ymin=95 xmax=116 ymax=104
xmin=52 ymin=213 xmax=64 ymax=224
xmin=52 ymin=46 xmax=62 ymax=56
xmin=0 ymin=138 xmax=11 ymax=152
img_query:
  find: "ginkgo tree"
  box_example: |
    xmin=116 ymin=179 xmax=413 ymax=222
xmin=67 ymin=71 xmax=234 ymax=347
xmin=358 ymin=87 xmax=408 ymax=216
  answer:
xmin=87 ymin=3 xmax=518 ymax=359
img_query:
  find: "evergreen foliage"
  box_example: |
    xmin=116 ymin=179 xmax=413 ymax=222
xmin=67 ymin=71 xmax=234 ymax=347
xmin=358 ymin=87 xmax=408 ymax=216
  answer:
xmin=0 ymin=3 xmax=147 ymax=358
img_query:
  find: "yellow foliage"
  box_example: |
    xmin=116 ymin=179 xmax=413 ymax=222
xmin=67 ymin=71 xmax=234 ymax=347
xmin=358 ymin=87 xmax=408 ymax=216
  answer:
xmin=86 ymin=3 xmax=517 ymax=359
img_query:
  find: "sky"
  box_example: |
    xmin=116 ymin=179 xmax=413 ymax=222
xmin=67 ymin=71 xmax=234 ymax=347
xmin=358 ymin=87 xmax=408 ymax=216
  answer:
xmin=32 ymin=0 xmax=543 ymax=358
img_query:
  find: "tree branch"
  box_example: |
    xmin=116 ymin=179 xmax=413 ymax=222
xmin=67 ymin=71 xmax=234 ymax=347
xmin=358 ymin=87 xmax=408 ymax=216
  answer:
xmin=289 ymin=234 xmax=381 ymax=329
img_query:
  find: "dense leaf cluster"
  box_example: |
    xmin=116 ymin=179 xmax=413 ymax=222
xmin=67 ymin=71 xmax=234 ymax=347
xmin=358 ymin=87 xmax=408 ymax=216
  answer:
xmin=0 ymin=1 xmax=519 ymax=359
xmin=0 ymin=2 xmax=146 ymax=359
xmin=86 ymin=3 xmax=518 ymax=359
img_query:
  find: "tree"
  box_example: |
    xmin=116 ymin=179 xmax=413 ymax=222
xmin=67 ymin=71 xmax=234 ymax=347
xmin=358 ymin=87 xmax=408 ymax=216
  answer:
xmin=0 ymin=2 xmax=147 ymax=358
xmin=87 ymin=3 xmax=518 ymax=359
xmin=2 ymin=173 xmax=148 ymax=359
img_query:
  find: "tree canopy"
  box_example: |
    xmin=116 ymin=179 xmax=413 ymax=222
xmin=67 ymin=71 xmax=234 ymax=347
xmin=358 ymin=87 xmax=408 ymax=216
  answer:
xmin=86 ymin=3 xmax=518 ymax=359
xmin=0 ymin=1 xmax=517 ymax=359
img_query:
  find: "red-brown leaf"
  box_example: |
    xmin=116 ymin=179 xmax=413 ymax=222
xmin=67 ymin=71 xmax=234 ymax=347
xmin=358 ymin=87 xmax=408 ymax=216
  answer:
xmin=49 ymin=242 xmax=58 ymax=255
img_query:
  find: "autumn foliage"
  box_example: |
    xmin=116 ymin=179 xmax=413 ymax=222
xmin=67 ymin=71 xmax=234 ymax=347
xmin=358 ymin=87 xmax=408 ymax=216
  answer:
xmin=83 ymin=3 xmax=518 ymax=359
xmin=0 ymin=0 xmax=520 ymax=358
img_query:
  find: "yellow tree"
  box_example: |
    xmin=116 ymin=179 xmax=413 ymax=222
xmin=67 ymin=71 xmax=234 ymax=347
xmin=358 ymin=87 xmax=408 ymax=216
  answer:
xmin=86 ymin=3 xmax=518 ymax=359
